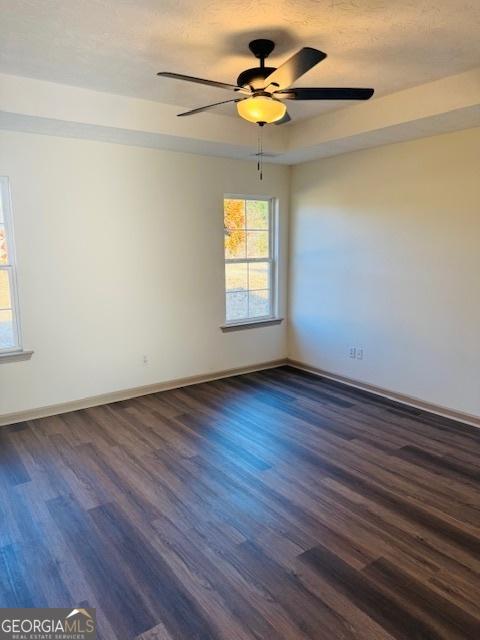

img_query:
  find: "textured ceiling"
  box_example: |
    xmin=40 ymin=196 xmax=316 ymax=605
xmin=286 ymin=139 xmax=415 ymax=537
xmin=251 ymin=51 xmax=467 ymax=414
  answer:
xmin=2 ymin=0 xmax=480 ymax=122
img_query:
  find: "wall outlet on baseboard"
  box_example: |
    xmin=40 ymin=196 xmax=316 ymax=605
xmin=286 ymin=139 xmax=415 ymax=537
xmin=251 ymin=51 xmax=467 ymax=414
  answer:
xmin=143 ymin=355 xmax=149 ymax=365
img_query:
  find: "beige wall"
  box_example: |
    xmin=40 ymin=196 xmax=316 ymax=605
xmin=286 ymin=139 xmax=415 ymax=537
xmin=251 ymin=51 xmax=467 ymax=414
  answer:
xmin=0 ymin=130 xmax=289 ymax=415
xmin=289 ymin=127 xmax=480 ymax=418
xmin=2 ymin=125 xmax=478 ymax=421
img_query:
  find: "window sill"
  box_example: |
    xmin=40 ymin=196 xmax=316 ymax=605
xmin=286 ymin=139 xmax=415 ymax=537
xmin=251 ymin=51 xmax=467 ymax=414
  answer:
xmin=0 ymin=349 xmax=34 ymax=362
xmin=221 ymin=318 xmax=284 ymax=332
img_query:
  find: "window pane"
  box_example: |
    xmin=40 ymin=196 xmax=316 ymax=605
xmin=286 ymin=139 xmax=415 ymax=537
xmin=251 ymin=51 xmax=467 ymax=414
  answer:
xmin=246 ymin=230 xmax=269 ymax=258
xmin=224 ymin=229 xmax=246 ymax=259
xmin=224 ymin=199 xmax=245 ymax=229
xmin=248 ymin=290 xmax=270 ymax=318
xmin=226 ymin=291 xmax=248 ymax=321
xmin=0 ymin=225 xmax=8 ymax=265
xmin=0 ymin=309 xmax=14 ymax=349
xmin=0 ymin=270 xmax=12 ymax=309
xmin=225 ymin=262 xmax=248 ymax=292
xmin=246 ymin=200 xmax=269 ymax=229
xmin=248 ymin=262 xmax=269 ymax=290
xmin=224 ymin=199 xmax=246 ymax=261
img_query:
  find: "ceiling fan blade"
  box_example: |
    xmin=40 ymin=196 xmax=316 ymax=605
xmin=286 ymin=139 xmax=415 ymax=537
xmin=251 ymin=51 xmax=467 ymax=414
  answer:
xmin=157 ymin=72 xmax=245 ymax=92
xmin=274 ymin=112 xmax=291 ymax=125
xmin=264 ymin=48 xmax=327 ymax=90
xmin=177 ymin=98 xmax=243 ymax=117
xmin=275 ymin=87 xmax=374 ymax=100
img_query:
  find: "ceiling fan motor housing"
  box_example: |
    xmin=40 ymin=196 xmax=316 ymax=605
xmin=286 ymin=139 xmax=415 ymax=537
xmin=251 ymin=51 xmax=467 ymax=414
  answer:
xmin=237 ymin=39 xmax=277 ymax=91
xmin=237 ymin=67 xmax=277 ymax=90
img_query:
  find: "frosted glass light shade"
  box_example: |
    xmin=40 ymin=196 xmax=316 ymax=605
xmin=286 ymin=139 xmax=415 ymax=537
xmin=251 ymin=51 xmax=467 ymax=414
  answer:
xmin=237 ymin=96 xmax=286 ymax=124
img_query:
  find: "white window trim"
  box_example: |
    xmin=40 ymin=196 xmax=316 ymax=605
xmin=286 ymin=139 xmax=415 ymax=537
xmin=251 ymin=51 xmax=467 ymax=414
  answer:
xmin=223 ymin=194 xmax=281 ymax=329
xmin=0 ymin=176 xmax=24 ymax=356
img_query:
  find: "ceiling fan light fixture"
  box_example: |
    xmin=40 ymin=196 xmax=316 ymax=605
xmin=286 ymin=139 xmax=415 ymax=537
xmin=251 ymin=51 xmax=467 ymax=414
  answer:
xmin=237 ymin=95 xmax=286 ymax=124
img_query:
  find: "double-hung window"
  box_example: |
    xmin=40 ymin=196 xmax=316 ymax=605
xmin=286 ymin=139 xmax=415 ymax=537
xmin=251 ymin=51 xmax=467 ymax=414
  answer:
xmin=0 ymin=177 xmax=22 ymax=353
xmin=224 ymin=196 xmax=277 ymax=325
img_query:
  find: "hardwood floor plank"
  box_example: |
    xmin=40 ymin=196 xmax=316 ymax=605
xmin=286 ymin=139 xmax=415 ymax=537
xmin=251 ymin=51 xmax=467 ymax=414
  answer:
xmin=393 ymin=445 xmax=480 ymax=486
xmin=88 ymin=501 xmax=223 ymax=640
xmin=150 ymin=514 xmax=290 ymax=640
xmin=362 ymin=557 xmax=480 ymax=638
xmin=47 ymin=494 xmax=157 ymax=639
xmin=0 ymin=543 xmax=36 ymax=608
xmin=300 ymin=544 xmax=448 ymax=640
xmin=0 ymin=431 xmax=31 ymax=486
xmin=135 ymin=622 xmax=174 ymax=640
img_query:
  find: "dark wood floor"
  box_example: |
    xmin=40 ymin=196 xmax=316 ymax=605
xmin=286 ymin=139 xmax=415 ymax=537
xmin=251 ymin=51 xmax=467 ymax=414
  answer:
xmin=1 ymin=366 xmax=480 ymax=639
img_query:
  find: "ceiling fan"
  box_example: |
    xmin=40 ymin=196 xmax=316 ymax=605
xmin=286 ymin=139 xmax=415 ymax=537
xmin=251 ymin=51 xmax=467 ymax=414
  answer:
xmin=157 ymin=39 xmax=374 ymax=126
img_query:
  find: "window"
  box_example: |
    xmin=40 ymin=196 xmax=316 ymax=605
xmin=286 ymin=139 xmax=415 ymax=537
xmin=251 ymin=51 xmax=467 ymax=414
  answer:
xmin=0 ymin=177 xmax=22 ymax=353
xmin=224 ymin=196 xmax=277 ymax=325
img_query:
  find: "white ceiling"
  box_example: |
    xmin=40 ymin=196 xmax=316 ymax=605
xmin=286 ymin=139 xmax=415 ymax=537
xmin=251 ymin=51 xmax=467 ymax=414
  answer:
xmin=2 ymin=0 xmax=480 ymax=123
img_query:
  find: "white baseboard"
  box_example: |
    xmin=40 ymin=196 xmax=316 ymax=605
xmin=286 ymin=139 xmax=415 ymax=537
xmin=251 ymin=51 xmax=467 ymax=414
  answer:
xmin=287 ymin=358 xmax=480 ymax=429
xmin=0 ymin=359 xmax=287 ymax=428
xmin=3 ymin=357 xmax=478 ymax=431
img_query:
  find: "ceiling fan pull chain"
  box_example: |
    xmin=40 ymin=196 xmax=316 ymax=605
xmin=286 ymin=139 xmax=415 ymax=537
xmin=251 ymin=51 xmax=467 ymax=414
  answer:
xmin=257 ymin=128 xmax=260 ymax=171
xmin=260 ymin=125 xmax=263 ymax=181
xmin=256 ymin=125 xmax=264 ymax=180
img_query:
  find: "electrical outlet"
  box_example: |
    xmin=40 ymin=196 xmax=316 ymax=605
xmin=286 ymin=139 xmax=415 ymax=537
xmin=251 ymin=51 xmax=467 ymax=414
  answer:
xmin=356 ymin=348 xmax=364 ymax=360
xmin=143 ymin=355 xmax=149 ymax=365
xmin=349 ymin=347 xmax=356 ymax=359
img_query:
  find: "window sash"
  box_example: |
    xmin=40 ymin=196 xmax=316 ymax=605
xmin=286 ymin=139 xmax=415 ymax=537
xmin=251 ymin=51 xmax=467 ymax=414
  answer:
xmin=0 ymin=178 xmax=22 ymax=353
xmin=224 ymin=196 xmax=276 ymax=324
xmin=225 ymin=257 xmax=273 ymax=264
